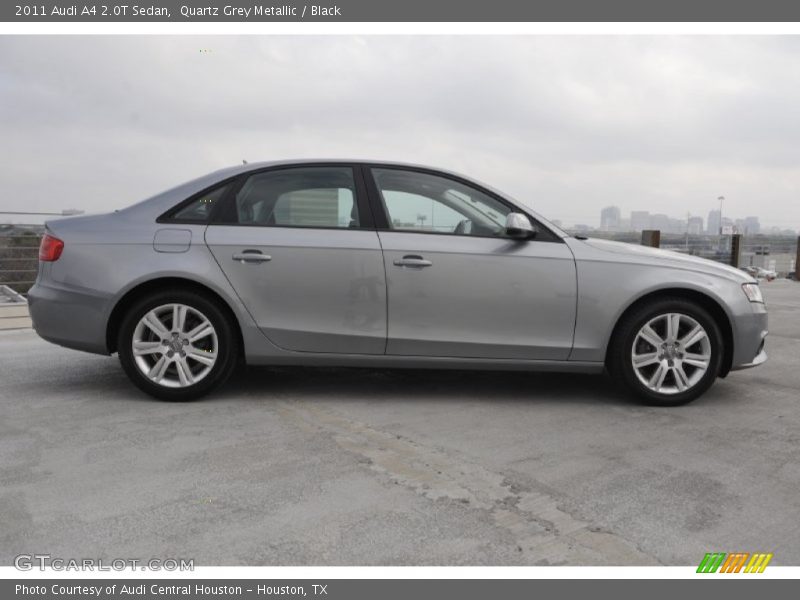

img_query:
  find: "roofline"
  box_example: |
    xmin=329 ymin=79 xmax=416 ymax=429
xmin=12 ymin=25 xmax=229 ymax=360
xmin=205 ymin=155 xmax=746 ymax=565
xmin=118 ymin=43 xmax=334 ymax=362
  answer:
xmin=229 ymin=158 xmax=459 ymax=174
xmin=117 ymin=159 xmax=569 ymax=240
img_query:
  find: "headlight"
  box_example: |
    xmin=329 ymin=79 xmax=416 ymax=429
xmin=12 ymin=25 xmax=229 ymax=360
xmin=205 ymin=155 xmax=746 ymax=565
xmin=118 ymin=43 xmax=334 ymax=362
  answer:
xmin=742 ymin=283 xmax=764 ymax=303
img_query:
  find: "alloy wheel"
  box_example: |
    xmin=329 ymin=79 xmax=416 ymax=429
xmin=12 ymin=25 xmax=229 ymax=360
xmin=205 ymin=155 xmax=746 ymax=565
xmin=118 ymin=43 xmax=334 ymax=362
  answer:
xmin=631 ymin=312 xmax=712 ymax=395
xmin=131 ymin=303 xmax=218 ymax=388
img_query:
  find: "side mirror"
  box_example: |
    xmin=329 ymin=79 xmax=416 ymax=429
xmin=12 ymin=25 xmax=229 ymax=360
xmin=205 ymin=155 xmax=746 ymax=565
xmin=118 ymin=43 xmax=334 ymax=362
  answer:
xmin=505 ymin=213 xmax=537 ymax=240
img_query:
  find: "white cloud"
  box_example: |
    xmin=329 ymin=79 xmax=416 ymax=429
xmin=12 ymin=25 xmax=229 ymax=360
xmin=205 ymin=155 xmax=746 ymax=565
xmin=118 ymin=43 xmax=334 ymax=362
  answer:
xmin=1 ymin=35 xmax=799 ymax=228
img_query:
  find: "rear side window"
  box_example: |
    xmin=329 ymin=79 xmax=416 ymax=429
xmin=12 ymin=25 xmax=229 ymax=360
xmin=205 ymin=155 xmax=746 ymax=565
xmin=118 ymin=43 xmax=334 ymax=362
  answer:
xmin=169 ymin=182 xmax=231 ymax=223
xmin=217 ymin=167 xmax=359 ymax=229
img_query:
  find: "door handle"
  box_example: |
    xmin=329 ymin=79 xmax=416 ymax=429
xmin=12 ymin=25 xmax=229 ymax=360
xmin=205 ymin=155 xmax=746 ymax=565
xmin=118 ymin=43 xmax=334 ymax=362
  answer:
xmin=232 ymin=250 xmax=272 ymax=264
xmin=393 ymin=255 xmax=432 ymax=268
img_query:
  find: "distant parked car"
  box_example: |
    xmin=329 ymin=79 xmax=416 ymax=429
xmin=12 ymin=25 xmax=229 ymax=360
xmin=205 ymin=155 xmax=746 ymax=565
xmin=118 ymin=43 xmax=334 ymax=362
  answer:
xmin=756 ymin=268 xmax=777 ymax=281
xmin=742 ymin=266 xmax=776 ymax=281
xmin=28 ymin=160 xmax=768 ymax=405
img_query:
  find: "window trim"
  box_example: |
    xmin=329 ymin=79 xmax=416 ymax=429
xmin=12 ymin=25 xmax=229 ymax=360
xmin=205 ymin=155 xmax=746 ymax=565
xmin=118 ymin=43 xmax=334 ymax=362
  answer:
xmin=159 ymin=163 xmax=377 ymax=230
xmin=214 ymin=163 xmax=374 ymax=230
xmin=158 ymin=162 xmax=563 ymax=242
xmin=156 ymin=176 xmax=240 ymax=225
xmin=361 ymin=164 xmax=563 ymax=243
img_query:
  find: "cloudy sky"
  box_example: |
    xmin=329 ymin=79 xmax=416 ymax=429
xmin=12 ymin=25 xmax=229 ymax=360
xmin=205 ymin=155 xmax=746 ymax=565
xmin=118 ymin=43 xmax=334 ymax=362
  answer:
xmin=1 ymin=35 xmax=799 ymax=228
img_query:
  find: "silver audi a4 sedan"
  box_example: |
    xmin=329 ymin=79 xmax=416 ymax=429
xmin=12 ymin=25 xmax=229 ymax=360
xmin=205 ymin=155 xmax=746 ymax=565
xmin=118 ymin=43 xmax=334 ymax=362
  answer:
xmin=28 ymin=160 xmax=768 ymax=405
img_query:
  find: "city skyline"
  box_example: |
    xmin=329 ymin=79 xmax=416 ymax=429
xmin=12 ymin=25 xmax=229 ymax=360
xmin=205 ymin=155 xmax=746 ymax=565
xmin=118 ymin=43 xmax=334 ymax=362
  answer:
xmin=556 ymin=206 xmax=797 ymax=236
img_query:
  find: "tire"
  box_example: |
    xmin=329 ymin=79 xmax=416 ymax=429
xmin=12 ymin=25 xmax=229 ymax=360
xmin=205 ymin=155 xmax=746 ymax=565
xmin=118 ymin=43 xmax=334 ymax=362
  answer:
xmin=117 ymin=289 xmax=239 ymax=401
xmin=607 ymin=298 xmax=723 ymax=406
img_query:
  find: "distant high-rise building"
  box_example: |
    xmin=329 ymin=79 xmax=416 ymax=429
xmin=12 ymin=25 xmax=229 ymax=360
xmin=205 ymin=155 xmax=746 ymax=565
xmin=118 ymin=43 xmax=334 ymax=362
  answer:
xmin=707 ymin=209 xmax=721 ymax=234
xmin=650 ymin=213 xmax=669 ymax=232
xmin=668 ymin=218 xmax=686 ymax=234
xmin=743 ymin=216 xmax=760 ymax=235
xmin=630 ymin=211 xmax=650 ymax=231
xmin=687 ymin=216 xmax=704 ymax=235
xmin=600 ymin=206 xmax=621 ymax=231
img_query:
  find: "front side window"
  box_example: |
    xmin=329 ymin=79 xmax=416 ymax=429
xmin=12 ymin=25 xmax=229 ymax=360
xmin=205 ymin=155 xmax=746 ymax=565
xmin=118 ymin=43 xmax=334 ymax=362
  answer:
xmin=219 ymin=167 xmax=359 ymax=228
xmin=371 ymin=168 xmax=511 ymax=237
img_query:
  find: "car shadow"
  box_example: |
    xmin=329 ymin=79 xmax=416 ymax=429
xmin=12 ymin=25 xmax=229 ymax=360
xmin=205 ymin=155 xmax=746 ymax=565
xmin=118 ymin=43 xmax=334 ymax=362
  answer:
xmin=214 ymin=365 xmax=632 ymax=407
xmin=28 ymin=348 xmax=731 ymax=409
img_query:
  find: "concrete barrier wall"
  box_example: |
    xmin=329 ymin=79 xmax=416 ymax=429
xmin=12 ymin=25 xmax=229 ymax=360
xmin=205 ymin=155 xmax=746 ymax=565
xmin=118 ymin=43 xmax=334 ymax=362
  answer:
xmin=0 ymin=304 xmax=31 ymax=330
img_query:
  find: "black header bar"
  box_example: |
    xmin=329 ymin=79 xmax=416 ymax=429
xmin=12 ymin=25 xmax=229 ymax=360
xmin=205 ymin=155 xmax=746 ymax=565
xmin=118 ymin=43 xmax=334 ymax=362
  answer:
xmin=5 ymin=0 xmax=800 ymax=22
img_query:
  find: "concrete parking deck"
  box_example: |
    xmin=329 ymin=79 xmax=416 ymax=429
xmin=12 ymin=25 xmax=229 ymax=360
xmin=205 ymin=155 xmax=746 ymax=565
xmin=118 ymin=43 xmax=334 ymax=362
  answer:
xmin=1 ymin=281 xmax=798 ymax=566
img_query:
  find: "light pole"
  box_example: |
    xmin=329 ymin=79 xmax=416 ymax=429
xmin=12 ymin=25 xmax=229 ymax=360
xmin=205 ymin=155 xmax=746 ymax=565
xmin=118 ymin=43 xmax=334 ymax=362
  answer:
xmin=685 ymin=212 xmax=690 ymax=250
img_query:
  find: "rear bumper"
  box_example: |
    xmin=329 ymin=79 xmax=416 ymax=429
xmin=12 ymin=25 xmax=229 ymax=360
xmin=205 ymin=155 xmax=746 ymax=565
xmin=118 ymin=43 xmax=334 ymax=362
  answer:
xmin=27 ymin=281 xmax=112 ymax=355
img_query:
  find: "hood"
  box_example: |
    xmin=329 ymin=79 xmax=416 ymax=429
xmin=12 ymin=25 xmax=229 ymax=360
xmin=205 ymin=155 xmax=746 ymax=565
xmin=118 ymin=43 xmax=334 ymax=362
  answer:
xmin=575 ymin=237 xmax=754 ymax=284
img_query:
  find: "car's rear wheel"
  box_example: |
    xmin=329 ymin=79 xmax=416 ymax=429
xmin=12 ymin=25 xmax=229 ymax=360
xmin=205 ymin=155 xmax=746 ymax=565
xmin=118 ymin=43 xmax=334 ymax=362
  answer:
xmin=117 ymin=290 xmax=238 ymax=401
xmin=608 ymin=298 xmax=723 ymax=406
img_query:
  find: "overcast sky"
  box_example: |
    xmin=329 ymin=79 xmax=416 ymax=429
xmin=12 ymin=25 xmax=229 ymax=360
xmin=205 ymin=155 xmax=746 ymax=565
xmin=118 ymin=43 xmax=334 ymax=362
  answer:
xmin=1 ymin=35 xmax=799 ymax=228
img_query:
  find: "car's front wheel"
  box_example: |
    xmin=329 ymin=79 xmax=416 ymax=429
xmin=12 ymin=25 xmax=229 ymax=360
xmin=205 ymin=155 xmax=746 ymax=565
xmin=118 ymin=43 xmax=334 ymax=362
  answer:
xmin=117 ymin=290 xmax=239 ymax=401
xmin=609 ymin=298 xmax=723 ymax=406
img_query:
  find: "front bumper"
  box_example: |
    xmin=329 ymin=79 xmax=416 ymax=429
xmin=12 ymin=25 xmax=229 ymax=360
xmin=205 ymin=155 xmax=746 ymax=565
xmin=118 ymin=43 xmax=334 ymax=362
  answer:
xmin=730 ymin=329 xmax=768 ymax=371
xmin=728 ymin=294 xmax=768 ymax=371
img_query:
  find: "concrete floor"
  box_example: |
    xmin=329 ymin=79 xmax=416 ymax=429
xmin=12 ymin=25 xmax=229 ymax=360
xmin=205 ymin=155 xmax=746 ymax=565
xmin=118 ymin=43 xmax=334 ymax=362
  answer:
xmin=1 ymin=281 xmax=798 ymax=566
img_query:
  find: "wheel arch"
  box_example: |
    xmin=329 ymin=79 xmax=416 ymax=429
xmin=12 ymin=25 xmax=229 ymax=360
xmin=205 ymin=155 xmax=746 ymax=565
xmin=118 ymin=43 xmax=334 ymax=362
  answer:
xmin=604 ymin=287 xmax=735 ymax=377
xmin=105 ymin=276 xmax=244 ymax=357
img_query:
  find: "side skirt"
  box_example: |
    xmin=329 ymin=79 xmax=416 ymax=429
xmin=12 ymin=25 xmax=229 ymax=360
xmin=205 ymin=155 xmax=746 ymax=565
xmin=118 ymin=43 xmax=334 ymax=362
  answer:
xmin=245 ymin=352 xmax=604 ymax=373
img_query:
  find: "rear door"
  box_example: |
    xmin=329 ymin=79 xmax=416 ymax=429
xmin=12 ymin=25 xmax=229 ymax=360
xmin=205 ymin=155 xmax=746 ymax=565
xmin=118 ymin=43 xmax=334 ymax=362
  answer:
xmin=205 ymin=165 xmax=387 ymax=354
xmin=366 ymin=166 xmax=577 ymax=360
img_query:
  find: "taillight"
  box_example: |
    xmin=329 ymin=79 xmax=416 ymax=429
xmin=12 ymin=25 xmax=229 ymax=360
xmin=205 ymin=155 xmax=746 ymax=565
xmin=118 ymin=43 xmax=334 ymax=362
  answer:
xmin=39 ymin=234 xmax=64 ymax=262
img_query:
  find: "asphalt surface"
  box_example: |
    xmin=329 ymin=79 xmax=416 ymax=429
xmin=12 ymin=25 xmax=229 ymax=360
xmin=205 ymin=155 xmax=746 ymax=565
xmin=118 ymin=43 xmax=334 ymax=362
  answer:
xmin=1 ymin=281 xmax=798 ymax=566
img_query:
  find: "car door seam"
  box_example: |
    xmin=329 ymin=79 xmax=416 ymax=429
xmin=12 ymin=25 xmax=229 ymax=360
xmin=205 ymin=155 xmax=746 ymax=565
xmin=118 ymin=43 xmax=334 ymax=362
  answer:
xmin=375 ymin=230 xmax=390 ymax=355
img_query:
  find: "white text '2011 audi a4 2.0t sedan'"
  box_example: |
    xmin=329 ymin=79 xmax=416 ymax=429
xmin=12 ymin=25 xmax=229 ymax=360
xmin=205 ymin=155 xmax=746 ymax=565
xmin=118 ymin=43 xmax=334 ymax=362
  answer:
xmin=28 ymin=160 xmax=768 ymax=405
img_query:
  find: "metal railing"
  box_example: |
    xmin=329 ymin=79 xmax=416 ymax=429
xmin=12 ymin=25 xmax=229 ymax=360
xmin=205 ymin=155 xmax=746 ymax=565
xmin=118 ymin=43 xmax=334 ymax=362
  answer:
xmin=738 ymin=239 xmax=798 ymax=274
xmin=0 ymin=224 xmax=44 ymax=295
xmin=634 ymin=230 xmax=798 ymax=276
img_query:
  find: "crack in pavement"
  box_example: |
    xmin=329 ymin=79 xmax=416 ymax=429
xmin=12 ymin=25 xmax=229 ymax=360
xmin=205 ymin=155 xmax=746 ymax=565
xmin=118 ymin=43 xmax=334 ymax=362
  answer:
xmin=276 ymin=400 xmax=658 ymax=565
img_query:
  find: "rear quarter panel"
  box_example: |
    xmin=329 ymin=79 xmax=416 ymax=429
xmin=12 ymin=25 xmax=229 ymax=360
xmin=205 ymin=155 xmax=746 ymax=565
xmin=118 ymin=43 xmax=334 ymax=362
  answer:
xmin=41 ymin=213 xmax=267 ymax=355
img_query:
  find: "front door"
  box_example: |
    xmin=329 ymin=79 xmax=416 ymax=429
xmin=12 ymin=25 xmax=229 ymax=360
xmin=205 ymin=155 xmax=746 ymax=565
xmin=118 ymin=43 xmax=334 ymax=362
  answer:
xmin=205 ymin=165 xmax=386 ymax=354
xmin=368 ymin=167 xmax=577 ymax=360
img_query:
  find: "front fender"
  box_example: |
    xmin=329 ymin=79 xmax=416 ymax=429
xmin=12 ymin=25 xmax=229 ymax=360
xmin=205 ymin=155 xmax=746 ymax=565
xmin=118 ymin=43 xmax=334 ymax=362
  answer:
xmin=567 ymin=242 xmax=747 ymax=363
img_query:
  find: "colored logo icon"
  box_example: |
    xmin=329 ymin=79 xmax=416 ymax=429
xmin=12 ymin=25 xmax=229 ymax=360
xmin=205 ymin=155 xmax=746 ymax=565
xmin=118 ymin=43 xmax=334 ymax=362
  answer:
xmin=697 ymin=552 xmax=773 ymax=573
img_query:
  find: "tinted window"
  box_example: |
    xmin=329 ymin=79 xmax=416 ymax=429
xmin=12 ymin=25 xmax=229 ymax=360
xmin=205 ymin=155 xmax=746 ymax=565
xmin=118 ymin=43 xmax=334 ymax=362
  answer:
xmin=170 ymin=182 xmax=230 ymax=222
xmin=220 ymin=167 xmax=359 ymax=228
xmin=371 ymin=169 xmax=511 ymax=237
